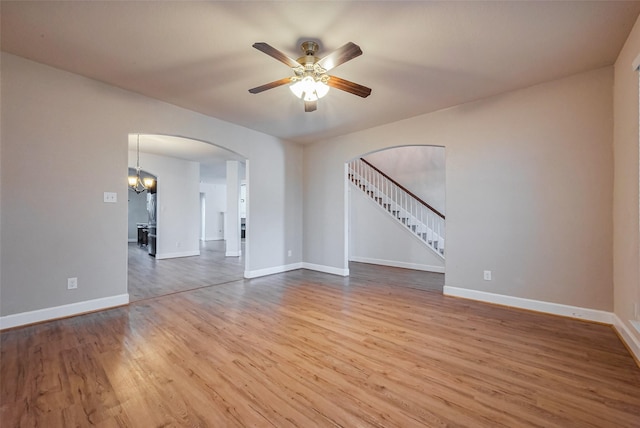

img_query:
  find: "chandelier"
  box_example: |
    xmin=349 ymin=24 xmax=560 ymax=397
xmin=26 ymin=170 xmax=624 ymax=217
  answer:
xmin=128 ymin=134 xmax=154 ymax=194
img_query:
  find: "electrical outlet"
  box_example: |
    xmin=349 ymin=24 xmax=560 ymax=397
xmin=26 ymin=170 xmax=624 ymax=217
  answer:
xmin=67 ymin=277 xmax=78 ymax=290
xmin=483 ymin=270 xmax=492 ymax=281
xmin=287 ymin=250 xmax=292 ymax=257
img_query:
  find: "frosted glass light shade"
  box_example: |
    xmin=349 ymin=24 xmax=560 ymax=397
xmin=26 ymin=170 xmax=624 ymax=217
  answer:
xmin=290 ymin=76 xmax=330 ymax=101
xmin=315 ymin=82 xmax=330 ymax=98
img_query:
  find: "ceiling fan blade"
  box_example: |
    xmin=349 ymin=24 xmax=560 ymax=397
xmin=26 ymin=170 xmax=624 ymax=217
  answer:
xmin=248 ymin=77 xmax=292 ymax=94
xmin=252 ymin=42 xmax=301 ymax=68
xmin=326 ymin=76 xmax=372 ymax=98
xmin=304 ymin=100 xmax=317 ymax=112
xmin=317 ymin=42 xmax=363 ymax=71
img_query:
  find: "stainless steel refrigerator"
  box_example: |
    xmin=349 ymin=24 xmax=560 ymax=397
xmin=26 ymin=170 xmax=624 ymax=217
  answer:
xmin=147 ymin=192 xmax=157 ymax=256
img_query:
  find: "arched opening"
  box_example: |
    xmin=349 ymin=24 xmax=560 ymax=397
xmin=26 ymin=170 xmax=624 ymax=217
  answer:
xmin=345 ymin=145 xmax=446 ymax=290
xmin=127 ymin=133 xmax=247 ymax=302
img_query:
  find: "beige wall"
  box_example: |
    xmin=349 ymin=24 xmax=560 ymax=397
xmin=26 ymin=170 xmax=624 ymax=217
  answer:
xmin=0 ymin=53 xmax=303 ymax=318
xmin=614 ymin=15 xmax=640 ymax=348
xmin=304 ymin=67 xmax=613 ymax=310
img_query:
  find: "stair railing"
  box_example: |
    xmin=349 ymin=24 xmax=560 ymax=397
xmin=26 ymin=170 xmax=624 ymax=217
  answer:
xmin=348 ymin=158 xmax=445 ymax=257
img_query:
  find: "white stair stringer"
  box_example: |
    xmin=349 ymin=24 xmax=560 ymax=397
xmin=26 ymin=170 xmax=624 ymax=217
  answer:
xmin=348 ymin=159 xmax=445 ymax=259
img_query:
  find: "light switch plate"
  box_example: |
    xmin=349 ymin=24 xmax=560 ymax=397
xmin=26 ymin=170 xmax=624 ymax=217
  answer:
xmin=103 ymin=192 xmax=117 ymax=203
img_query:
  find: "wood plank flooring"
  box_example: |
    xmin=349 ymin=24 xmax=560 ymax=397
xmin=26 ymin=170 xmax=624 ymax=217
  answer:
xmin=128 ymin=240 xmax=244 ymax=302
xmin=2 ymin=263 xmax=639 ymax=427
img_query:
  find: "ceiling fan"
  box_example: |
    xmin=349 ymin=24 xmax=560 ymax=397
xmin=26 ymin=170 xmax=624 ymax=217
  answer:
xmin=249 ymin=41 xmax=372 ymax=112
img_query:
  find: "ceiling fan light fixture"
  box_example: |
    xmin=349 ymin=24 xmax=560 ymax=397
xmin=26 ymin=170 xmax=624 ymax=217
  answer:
xmin=289 ymin=76 xmax=329 ymax=101
xmin=250 ymin=41 xmax=369 ymax=112
xmin=315 ymin=80 xmax=330 ymax=98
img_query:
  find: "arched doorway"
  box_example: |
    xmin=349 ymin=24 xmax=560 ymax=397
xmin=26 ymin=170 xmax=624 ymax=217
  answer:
xmin=127 ymin=133 xmax=247 ymax=301
xmin=346 ymin=145 xmax=446 ymax=277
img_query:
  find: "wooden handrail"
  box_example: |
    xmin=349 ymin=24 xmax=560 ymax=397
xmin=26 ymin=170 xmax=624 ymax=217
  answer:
xmin=359 ymin=158 xmax=445 ymax=219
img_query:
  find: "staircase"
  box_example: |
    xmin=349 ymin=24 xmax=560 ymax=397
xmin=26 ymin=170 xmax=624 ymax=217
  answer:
xmin=348 ymin=158 xmax=445 ymax=258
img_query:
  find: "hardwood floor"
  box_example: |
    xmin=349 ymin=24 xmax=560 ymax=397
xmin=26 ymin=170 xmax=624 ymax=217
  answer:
xmin=2 ymin=263 xmax=639 ymax=427
xmin=128 ymin=240 xmax=244 ymax=302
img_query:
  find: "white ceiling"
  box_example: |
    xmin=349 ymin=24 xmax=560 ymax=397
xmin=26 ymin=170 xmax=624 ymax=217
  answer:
xmin=3 ymin=1 xmax=640 ymax=149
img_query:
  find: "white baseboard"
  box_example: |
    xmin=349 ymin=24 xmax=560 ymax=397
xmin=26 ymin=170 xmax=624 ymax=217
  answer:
xmin=443 ymin=285 xmax=614 ymax=324
xmin=244 ymin=262 xmax=350 ymax=279
xmin=613 ymin=315 xmax=640 ymax=365
xmin=244 ymin=262 xmax=303 ymax=279
xmin=128 ymin=238 xmax=137 ymax=243
xmin=350 ymin=256 xmax=444 ymax=273
xmin=0 ymin=294 xmax=129 ymax=330
xmin=443 ymin=286 xmax=640 ymax=367
xmin=225 ymin=250 xmax=242 ymax=257
xmin=155 ymin=250 xmax=200 ymax=260
xmin=302 ymin=262 xmax=349 ymax=277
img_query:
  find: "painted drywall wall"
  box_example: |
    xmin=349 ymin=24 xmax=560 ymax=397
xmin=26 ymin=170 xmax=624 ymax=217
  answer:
xmin=349 ymin=183 xmax=445 ymax=272
xmin=128 ymin=151 xmax=200 ymax=259
xmin=613 ymin=15 xmax=640 ymax=348
xmin=200 ymin=183 xmax=226 ymax=241
xmin=246 ymin=140 xmax=304 ymax=271
xmin=363 ymin=146 xmax=446 ymax=215
xmin=304 ymin=67 xmax=613 ymax=311
xmin=0 ymin=52 xmax=303 ymax=318
xmin=225 ymin=161 xmax=241 ymax=257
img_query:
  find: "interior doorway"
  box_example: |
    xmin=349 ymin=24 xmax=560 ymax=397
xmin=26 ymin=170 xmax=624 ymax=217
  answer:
xmin=126 ymin=133 xmax=247 ymax=302
xmin=346 ymin=145 xmax=446 ymax=277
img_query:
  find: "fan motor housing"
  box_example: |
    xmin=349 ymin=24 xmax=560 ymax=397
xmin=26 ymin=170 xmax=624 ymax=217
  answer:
xmin=300 ymin=41 xmax=319 ymax=56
